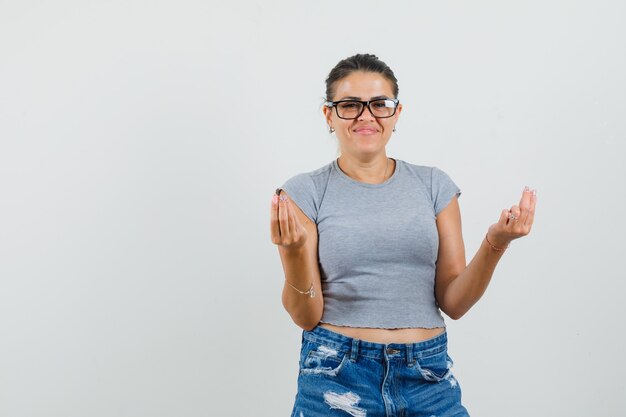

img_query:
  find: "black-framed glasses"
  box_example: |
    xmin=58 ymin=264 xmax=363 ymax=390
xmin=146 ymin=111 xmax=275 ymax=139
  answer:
xmin=324 ymin=98 xmax=399 ymax=120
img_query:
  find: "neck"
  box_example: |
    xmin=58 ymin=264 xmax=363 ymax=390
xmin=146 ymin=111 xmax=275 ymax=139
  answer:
xmin=337 ymin=154 xmax=393 ymax=184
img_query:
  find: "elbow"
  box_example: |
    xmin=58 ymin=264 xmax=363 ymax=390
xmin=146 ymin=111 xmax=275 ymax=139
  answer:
xmin=448 ymin=311 xmax=465 ymax=321
xmin=296 ymin=306 xmax=323 ymax=330
xmin=442 ymin=305 xmax=466 ymax=321
xmin=299 ymin=320 xmax=319 ymax=331
xmin=292 ymin=314 xmax=321 ymax=331
xmin=282 ymin=296 xmax=323 ymax=331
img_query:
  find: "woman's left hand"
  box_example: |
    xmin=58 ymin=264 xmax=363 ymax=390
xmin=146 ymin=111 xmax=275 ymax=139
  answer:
xmin=487 ymin=186 xmax=537 ymax=248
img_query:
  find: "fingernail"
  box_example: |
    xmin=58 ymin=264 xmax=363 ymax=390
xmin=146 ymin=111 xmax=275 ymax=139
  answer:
xmin=524 ymin=186 xmax=530 ymax=192
xmin=279 ymin=195 xmax=288 ymax=202
xmin=532 ymin=189 xmax=537 ymax=196
xmin=272 ymin=195 xmax=278 ymax=205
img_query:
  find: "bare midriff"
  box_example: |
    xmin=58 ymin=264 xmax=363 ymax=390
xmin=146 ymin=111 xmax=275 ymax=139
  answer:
xmin=318 ymin=322 xmax=445 ymax=344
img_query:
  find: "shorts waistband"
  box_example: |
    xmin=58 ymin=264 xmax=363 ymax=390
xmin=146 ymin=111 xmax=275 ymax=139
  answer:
xmin=302 ymin=325 xmax=448 ymax=362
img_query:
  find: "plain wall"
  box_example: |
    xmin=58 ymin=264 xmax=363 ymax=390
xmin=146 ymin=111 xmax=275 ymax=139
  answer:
xmin=1 ymin=1 xmax=625 ymax=416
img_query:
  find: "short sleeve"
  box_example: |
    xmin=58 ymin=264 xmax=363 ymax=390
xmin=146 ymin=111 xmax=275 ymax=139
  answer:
xmin=431 ymin=167 xmax=461 ymax=216
xmin=280 ymin=173 xmax=318 ymax=223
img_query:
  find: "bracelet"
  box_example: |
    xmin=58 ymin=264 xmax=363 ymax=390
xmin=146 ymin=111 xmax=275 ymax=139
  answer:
xmin=485 ymin=233 xmax=509 ymax=251
xmin=286 ymin=280 xmax=316 ymax=298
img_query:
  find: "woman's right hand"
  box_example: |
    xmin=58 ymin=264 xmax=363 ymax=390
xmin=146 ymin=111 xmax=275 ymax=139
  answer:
xmin=270 ymin=191 xmax=308 ymax=250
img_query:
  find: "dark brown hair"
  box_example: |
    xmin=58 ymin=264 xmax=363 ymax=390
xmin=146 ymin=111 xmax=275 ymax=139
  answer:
xmin=325 ymin=53 xmax=399 ymax=101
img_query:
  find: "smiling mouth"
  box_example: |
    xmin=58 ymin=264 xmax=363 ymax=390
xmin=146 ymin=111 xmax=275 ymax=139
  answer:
xmin=353 ymin=128 xmax=378 ymax=134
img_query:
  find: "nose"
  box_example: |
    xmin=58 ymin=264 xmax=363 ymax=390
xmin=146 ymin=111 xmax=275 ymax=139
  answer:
xmin=358 ymin=104 xmax=375 ymax=121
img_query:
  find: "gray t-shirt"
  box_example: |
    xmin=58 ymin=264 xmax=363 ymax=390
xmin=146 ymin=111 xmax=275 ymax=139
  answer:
xmin=281 ymin=158 xmax=461 ymax=329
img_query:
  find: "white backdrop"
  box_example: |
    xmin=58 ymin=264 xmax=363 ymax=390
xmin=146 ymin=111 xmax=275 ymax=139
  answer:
xmin=1 ymin=1 xmax=625 ymax=416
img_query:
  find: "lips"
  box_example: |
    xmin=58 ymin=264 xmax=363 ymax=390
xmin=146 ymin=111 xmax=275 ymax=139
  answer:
xmin=353 ymin=126 xmax=378 ymax=134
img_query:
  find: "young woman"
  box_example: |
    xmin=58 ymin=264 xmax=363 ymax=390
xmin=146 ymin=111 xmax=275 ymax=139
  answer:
xmin=270 ymin=53 xmax=536 ymax=417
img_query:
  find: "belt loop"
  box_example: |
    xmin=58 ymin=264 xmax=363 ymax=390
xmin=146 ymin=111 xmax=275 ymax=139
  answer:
xmin=406 ymin=343 xmax=414 ymax=366
xmin=350 ymin=338 xmax=359 ymax=362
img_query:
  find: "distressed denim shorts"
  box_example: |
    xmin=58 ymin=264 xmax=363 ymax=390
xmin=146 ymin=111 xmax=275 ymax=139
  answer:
xmin=290 ymin=325 xmax=470 ymax=417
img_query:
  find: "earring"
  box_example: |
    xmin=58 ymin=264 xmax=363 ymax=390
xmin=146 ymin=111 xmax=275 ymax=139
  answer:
xmin=393 ymin=126 xmax=396 ymax=132
xmin=329 ymin=127 xmax=335 ymax=133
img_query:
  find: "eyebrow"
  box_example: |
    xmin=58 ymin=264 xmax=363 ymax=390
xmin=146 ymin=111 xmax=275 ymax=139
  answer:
xmin=336 ymin=95 xmax=390 ymax=101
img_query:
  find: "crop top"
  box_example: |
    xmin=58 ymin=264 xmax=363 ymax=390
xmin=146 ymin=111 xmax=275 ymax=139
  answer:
xmin=280 ymin=158 xmax=461 ymax=329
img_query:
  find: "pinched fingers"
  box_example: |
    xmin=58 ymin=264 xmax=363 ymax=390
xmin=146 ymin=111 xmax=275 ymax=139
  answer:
xmin=506 ymin=188 xmax=536 ymax=236
xmin=507 ymin=204 xmax=528 ymax=236
xmin=287 ymin=198 xmax=297 ymax=236
xmin=270 ymin=191 xmax=306 ymax=248
xmin=270 ymin=194 xmax=281 ymax=243
xmin=515 ymin=186 xmax=537 ymax=230
xmin=284 ymin=197 xmax=307 ymax=247
xmin=488 ymin=186 xmax=537 ymax=247
xmin=278 ymin=194 xmax=291 ymax=237
xmin=524 ymin=189 xmax=537 ymax=228
xmin=517 ymin=187 xmax=533 ymax=226
xmin=507 ymin=204 xmax=521 ymax=226
xmin=270 ymin=195 xmax=280 ymax=237
xmin=497 ymin=209 xmax=510 ymax=227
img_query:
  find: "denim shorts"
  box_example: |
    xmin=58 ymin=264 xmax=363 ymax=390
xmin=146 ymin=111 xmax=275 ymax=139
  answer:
xmin=290 ymin=325 xmax=470 ymax=417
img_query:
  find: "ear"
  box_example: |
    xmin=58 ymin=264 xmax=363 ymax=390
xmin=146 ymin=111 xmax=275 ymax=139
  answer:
xmin=393 ymin=103 xmax=403 ymax=123
xmin=323 ymin=105 xmax=333 ymax=125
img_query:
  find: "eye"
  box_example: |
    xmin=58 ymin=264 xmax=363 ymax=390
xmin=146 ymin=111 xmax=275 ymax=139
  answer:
xmin=338 ymin=102 xmax=359 ymax=109
xmin=373 ymin=99 xmax=395 ymax=108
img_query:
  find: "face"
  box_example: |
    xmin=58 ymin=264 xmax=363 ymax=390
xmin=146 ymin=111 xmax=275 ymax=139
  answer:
xmin=324 ymin=71 xmax=402 ymax=159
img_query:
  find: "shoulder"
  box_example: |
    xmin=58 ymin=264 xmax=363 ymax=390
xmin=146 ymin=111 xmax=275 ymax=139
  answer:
xmin=280 ymin=161 xmax=334 ymax=223
xmin=282 ymin=161 xmax=333 ymax=189
xmin=399 ymin=159 xmax=455 ymax=183
xmin=398 ymin=159 xmax=443 ymax=189
xmin=397 ymin=159 xmax=460 ymax=213
xmin=399 ymin=159 xmax=435 ymax=180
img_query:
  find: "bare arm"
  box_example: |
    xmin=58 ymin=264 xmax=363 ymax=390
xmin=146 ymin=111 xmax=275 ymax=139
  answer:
xmin=435 ymin=188 xmax=537 ymax=319
xmin=270 ymin=191 xmax=323 ymax=330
